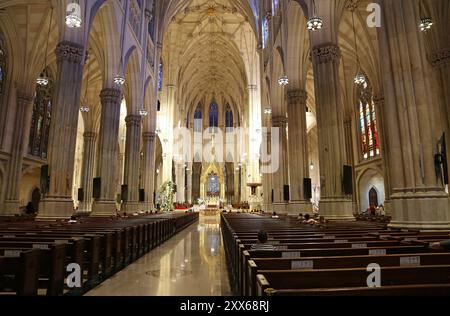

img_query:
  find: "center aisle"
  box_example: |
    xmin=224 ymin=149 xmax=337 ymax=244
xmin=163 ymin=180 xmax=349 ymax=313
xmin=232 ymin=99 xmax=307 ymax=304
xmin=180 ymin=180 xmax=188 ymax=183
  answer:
xmin=85 ymin=212 xmax=232 ymax=296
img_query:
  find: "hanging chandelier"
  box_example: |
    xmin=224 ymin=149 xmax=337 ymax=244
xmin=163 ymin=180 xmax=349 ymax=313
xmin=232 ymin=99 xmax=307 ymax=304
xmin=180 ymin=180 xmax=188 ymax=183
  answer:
xmin=418 ymin=1 xmax=433 ymax=32
xmin=264 ymin=107 xmax=272 ymax=115
xmin=80 ymin=106 xmax=90 ymax=113
xmin=351 ymin=10 xmax=366 ymax=87
xmin=114 ymin=74 xmax=125 ymax=85
xmin=37 ymin=8 xmax=53 ymax=86
xmin=278 ymin=75 xmax=289 ymax=86
xmin=307 ymin=0 xmax=323 ymax=31
xmin=65 ymin=1 xmax=82 ymax=28
xmin=139 ymin=108 xmax=149 ymax=116
xmin=37 ymin=70 xmax=49 ymax=86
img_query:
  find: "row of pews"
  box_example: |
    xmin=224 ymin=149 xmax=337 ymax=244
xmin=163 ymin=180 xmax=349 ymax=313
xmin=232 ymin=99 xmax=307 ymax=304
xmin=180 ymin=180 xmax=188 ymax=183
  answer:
xmin=0 ymin=212 xmax=199 ymax=296
xmin=221 ymin=213 xmax=450 ymax=296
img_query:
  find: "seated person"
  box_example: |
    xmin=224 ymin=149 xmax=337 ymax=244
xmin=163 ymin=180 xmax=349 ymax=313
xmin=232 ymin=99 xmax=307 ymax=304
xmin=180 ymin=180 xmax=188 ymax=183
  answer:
xmin=271 ymin=212 xmax=279 ymax=219
xmin=250 ymin=231 xmax=275 ymax=251
xmin=430 ymin=235 xmax=450 ymax=251
xmin=302 ymin=214 xmax=318 ymax=225
xmin=297 ymin=213 xmax=304 ymax=220
xmin=68 ymin=215 xmax=78 ymax=224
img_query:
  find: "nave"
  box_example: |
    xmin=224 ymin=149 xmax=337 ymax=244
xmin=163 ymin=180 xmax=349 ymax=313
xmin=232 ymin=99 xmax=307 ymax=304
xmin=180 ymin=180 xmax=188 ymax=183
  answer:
xmin=86 ymin=213 xmax=232 ymax=296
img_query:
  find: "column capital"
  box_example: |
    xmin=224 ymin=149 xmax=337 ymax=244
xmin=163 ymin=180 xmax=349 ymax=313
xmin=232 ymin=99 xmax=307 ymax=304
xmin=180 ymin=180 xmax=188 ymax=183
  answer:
xmin=272 ymin=115 xmax=288 ymax=128
xmin=55 ymin=41 xmax=85 ymax=65
xmin=125 ymin=114 xmax=142 ymax=127
xmin=286 ymin=89 xmax=307 ymax=106
xmin=428 ymin=48 xmax=450 ymax=68
xmin=373 ymin=93 xmax=385 ymax=106
xmin=100 ymin=88 xmax=122 ymax=104
xmin=16 ymin=91 xmax=34 ymax=105
xmin=312 ymin=43 xmax=341 ymax=64
xmin=143 ymin=131 xmax=156 ymax=141
xmin=83 ymin=131 xmax=97 ymax=140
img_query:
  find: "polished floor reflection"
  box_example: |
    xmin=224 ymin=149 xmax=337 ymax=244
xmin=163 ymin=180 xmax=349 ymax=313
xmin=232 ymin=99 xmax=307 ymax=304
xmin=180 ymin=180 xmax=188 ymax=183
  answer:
xmin=85 ymin=213 xmax=232 ymax=296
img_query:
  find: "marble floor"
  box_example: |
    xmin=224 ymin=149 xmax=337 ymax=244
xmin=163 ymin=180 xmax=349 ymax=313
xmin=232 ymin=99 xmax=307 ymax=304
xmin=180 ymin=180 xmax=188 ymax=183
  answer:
xmin=85 ymin=213 xmax=233 ymax=296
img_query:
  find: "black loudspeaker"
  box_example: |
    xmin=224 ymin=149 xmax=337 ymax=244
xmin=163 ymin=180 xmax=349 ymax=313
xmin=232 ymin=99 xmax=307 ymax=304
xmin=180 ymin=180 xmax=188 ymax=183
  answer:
xmin=283 ymin=185 xmax=290 ymax=202
xmin=139 ymin=189 xmax=145 ymax=202
xmin=121 ymin=185 xmax=128 ymax=202
xmin=173 ymin=185 xmax=177 ymax=193
xmin=78 ymin=188 xmax=85 ymax=202
xmin=93 ymin=178 xmax=101 ymax=199
xmin=343 ymin=165 xmax=353 ymax=195
xmin=303 ymin=178 xmax=312 ymax=199
xmin=40 ymin=165 xmax=50 ymax=195
xmin=271 ymin=189 xmax=274 ymax=203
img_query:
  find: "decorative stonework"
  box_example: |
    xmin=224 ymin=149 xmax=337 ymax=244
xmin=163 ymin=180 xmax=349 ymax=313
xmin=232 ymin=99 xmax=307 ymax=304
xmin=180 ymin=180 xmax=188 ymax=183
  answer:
xmin=83 ymin=131 xmax=97 ymax=140
xmin=345 ymin=0 xmax=358 ymax=11
xmin=16 ymin=91 xmax=34 ymax=106
xmin=143 ymin=132 xmax=156 ymax=142
xmin=125 ymin=114 xmax=142 ymax=127
xmin=287 ymin=89 xmax=307 ymax=106
xmin=373 ymin=93 xmax=385 ymax=107
xmin=428 ymin=48 xmax=450 ymax=68
xmin=100 ymin=88 xmax=122 ymax=104
xmin=312 ymin=43 xmax=341 ymax=64
xmin=272 ymin=115 xmax=288 ymax=128
xmin=55 ymin=41 xmax=85 ymax=65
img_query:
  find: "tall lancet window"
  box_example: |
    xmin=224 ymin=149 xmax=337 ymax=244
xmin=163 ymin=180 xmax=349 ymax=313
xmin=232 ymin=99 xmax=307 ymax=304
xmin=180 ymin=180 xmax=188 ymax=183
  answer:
xmin=358 ymin=79 xmax=380 ymax=160
xmin=158 ymin=62 xmax=163 ymax=91
xmin=194 ymin=104 xmax=203 ymax=133
xmin=0 ymin=39 xmax=6 ymax=102
xmin=225 ymin=104 xmax=233 ymax=132
xmin=262 ymin=16 xmax=269 ymax=48
xmin=209 ymin=101 xmax=219 ymax=132
xmin=28 ymin=68 xmax=54 ymax=158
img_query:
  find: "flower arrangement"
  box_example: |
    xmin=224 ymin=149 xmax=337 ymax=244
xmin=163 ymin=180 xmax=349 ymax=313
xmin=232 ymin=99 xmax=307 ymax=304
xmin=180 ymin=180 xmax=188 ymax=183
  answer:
xmin=157 ymin=181 xmax=175 ymax=212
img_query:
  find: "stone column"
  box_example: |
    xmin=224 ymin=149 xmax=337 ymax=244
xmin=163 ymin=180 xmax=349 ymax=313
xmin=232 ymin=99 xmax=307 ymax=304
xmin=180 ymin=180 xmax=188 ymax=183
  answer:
xmin=141 ymin=131 xmax=156 ymax=210
xmin=186 ymin=162 xmax=193 ymax=204
xmin=122 ymin=114 xmax=142 ymax=213
xmin=91 ymin=88 xmax=123 ymax=216
xmin=234 ymin=166 xmax=240 ymax=203
xmin=3 ymin=91 xmax=34 ymax=215
xmin=39 ymin=41 xmax=85 ymax=219
xmin=78 ymin=131 xmax=97 ymax=212
xmin=286 ymin=89 xmax=311 ymax=214
xmin=261 ymin=128 xmax=273 ymax=212
xmin=378 ymin=0 xmax=449 ymax=229
xmin=271 ymin=115 xmax=289 ymax=213
xmin=311 ymin=43 xmax=353 ymax=219
xmin=175 ymin=163 xmax=185 ymax=203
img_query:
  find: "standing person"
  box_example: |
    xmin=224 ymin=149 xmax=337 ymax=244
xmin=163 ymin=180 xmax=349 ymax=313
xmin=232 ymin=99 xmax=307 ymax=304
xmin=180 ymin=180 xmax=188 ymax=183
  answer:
xmin=25 ymin=202 xmax=35 ymax=215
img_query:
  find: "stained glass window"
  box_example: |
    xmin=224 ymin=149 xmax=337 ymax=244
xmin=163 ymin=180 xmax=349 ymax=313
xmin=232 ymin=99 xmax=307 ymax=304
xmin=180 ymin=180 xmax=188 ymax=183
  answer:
xmin=209 ymin=101 xmax=219 ymax=132
xmin=225 ymin=104 xmax=233 ymax=132
xmin=28 ymin=68 xmax=53 ymax=158
xmin=272 ymin=0 xmax=280 ymax=13
xmin=358 ymin=84 xmax=380 ymax=160
xmin=194 ymin=104 xmax=202 ymax=133
xmin=262 ymin=17 xmax=269 ymax=49
xmin=158 ymin=62 xmax=163 ymax=91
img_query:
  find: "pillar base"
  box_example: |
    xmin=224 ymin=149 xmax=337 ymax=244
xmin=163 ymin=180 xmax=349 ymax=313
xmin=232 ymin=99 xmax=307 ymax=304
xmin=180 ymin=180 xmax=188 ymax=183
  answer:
xmin=91 ymin=200 xmax=118 ymax=217
xmin=319 ymin=198 xmax=354 ymax=220
xmin=37 ymin=197 xmax=74 ymax=219
xmin=273 ymin=202 xmax=288 ymax=214
xmin=139 ymin=202 xmax=154 ymax=211
xmin=388 ymin=193 xmax=450 ymax=230
xmin=288 ymin=201 xmax=312 ymax=215
xmin=2 ymin=200 xmax=21 ymax=215
xmin=263 ymin=203 xmax=273 ymax=213
xmin=122 ymin=201 xmax=140 ymax=214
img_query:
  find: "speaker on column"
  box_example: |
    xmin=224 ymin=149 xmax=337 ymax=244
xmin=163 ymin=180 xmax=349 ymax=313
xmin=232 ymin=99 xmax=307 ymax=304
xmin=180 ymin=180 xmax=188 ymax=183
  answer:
xmin=139 ymin=189 xmax=145 ymax=202
xmin=40 ymin=165 xmax=50 ymax=195
xmin=173 ymin=185 xmax=178 ymax=193
xmin=271 ymin=189 xmax=274 ymax=203
xmin=303 ymin=178 xmax=312 ymax=199
xmin=121 ymin=185 xmax=128 ymax=202
xmin=93 ymin=178 xmax=101 ymax=199
xmin=78 ymin=188 xmax=85 ymax=202
xmin=343 ymin=165 xmax=353 ymax=195
xmin=283 ymin=185 xmax=290 ymax=202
